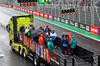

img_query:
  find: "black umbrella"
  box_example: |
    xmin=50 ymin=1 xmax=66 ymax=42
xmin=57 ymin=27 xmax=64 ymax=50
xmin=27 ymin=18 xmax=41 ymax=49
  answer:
xmin=30 ymin=29 xmax=43 ymax=38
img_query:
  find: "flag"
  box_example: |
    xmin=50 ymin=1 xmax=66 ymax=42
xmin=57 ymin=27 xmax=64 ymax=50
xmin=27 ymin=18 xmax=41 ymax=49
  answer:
xmin=39 ymin=0 xmax=49 ymax=4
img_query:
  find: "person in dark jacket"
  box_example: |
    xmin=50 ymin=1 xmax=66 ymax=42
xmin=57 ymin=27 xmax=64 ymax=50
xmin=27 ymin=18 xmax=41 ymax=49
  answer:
xmin=45 ymin=25 xmax=51 ymax=36
xmin=39 ymin=25 xmax=44 ymax=31
xmin=47 ymin=38 xmax=54 ymax=51
xmin=29 ymin=24 xmax=35 ymax=31
xmin=61 ymin=35 xmax=69 ymax=56
xmin=44 ymin=35 xmax=49 ymax=48
xmin=20 ymin=25 xmax=25 ymax=34
xmin=70 ymin=36 xmax=77 ymax=57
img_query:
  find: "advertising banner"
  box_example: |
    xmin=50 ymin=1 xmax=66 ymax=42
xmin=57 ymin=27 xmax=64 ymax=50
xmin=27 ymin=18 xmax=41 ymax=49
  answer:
xmin=49 ymin=14 xmax=53 ymax=20
xmin=9 ymin=5 xmax=11 ymax=8
xmin=20 ymin=8 xmax=23 ymax=11
xmin=25 ymin=9 xmax=27 ymax=12
xmin=18 ymin=7 xmax=21 ymax=11
xmin=30 ymin=10 xmax=33 ymax=14
xmin=13 ymin=6 xmax=16 ymax=9
xmin=40 ymin=12 xmax=44 ymax=17
xmin=90 ymin=26 xmax=99 ymax=35
xmin=22 ymin=8 xmax=25 ymax=12
xmin=0 ymin=4 xmax=8 ymax=7
xmin=61 ymin=18 xmax=69 ymax=25
xmin=33 ymin=11 xmax=37 ymax=15
xmin=36 ymin=11 xmax=40 ymax=16
xmin=27 ymin=9 xmax=30 ymax=13
xmin=69 ymin=20 xmax=75 ymax=26
xmin=54 ymin=16 xmax=61 ymax=22
xmin=99 ymin=28 xmax=100 ymax=36
xmin=44 ymin=13 xmax=48 ymax=19
xmin=79 ymin=23 xmax=90 ymax=32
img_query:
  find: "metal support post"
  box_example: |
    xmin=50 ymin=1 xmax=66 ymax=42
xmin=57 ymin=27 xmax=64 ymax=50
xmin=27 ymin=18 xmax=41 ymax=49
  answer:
xmin=79 ymin=0 xmax=80 ymax=22
xmin=85 ymin=0 xmax=87 ymax=24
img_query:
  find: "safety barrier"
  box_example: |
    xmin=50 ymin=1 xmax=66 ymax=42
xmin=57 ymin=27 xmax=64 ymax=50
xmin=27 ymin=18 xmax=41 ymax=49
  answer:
xmin=0 ymin=4 xmax=100 ymax=36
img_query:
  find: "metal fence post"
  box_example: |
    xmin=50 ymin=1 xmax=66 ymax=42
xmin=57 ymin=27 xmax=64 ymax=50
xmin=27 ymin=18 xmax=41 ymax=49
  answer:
xmin=85 ymin=0 xmax=87 ymax=24
xmin=79 ymin=0 xmax=80 ymax=22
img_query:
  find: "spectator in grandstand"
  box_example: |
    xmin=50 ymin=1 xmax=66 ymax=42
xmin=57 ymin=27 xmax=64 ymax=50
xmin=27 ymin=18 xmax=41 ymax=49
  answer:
xmin=20 ymin=25 xmax=25 ymax=34
xmin=50 ymin=29 xmax=57 ymax=48
xmin=61 ymin=35 xmax=69 ymax=56
xmin=70 ymin=36 xmax=77 ymax=57
xmin=39 ymin=25 xmax=44 ymax=31
xmin=39 ymin=34 xmax=44 ymax=46
xmin=45 ymin=25 xmax=51 ymax=36
xmin=66 ymin=33 xmax=72 ymax=55
xmin=47 ymin=38 xmax=54 ymax=51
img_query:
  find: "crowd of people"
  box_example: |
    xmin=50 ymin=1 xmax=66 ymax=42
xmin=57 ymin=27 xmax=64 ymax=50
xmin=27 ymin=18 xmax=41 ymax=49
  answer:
xmin=20 ymin=24 xmax=77 ymax=57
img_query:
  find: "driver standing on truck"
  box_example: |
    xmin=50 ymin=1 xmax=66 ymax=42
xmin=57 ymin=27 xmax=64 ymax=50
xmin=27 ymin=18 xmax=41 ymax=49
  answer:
xmin=20 ymin=25 xmax=25 ymax=34
xmin=39 ymin=34 xmax=44 ymax=46
xmin=45 ymin=25 xmax=51 ymax=36
xmin=70 ymin=36 xmax=77 ymax=58
xmin=61 ymin=35 xmax=69 ymax=56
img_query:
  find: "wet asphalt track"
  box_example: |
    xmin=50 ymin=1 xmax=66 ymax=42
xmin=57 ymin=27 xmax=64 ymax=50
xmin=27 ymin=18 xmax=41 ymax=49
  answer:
xmin=0 ymin=6 xmax=100 ymax=66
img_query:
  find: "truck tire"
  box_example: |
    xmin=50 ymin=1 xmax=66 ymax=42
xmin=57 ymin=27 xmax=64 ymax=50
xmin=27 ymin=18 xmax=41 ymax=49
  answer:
xmin=19 ymin=47 xmax=22 ymax=56
xmin=23 ymin=50 xmax=27 ymax=58
xmin=11 ymin=44 xmax=15 ymax=52
xmin=34 ymin=56 xmax=40 ymax=66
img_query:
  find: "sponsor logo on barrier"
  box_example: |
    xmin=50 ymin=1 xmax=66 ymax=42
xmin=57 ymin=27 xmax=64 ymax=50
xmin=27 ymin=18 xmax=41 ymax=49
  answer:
xmin=27 ymin=9 xmax=30 ymax=13
xmin=44 ymin=13 xmax=48 ymax=19
xmin=54 ymin=16 xmax=61 ymax=22
xmin=23 ymin=8 xmax=25 ymax=12
xmin=25 ymin=9 xmax=27 ymax=12
xmin=30 ymin=10 xmax=33 ymax=14
xmin=21 ymin=8 xmax=23 ymax=11
xmin=18 ymin=7 xmax=20 ymax=10
xmin=65 ymin=19 xmax=68 ymax=24
xmin=99 ymin=28 xmax=100 ymax=36
xmin=80 ymin=24 xmax=85 ymax=29
xmin=37 ymin=12 xmax=40 ymax=16
xmin=57 ymin=17 xmax=60 ymax=22
xmin=85 ymin=26 xmax=90 ymax=32
xmin=13 ymin=6 xmax=16 ymax=9
xmin=90 ymin=26 xmax=99 ymax=35
xmin=54 ymin=16 xmax=57 ymax=21
xmin=75 ymin=22 xmax=78 ymax=28
xmin=61 ymin=18 xmax=65 ymax=23
xmin=9 ymin=5 xmax=11 ymax=8
xmin=40 ymin=12 xmax=44 ymax=17
xmin=33 ymin=11 xmax=37 ymax=15
xmin=49 ymin=14 xmax=53 ymax=20
xmin=70 ymin=21 xmax=75 ymax=26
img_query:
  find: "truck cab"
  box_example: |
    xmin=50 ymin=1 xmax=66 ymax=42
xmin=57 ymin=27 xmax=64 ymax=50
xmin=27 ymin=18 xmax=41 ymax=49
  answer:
xmin=7 ymin=15 xmax=34 ymax=45
xmin=6 ymin=15 xmax=34 ymax=54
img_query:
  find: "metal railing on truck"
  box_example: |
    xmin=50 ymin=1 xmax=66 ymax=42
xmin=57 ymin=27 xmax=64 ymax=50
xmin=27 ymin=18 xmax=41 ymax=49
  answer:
xmin=19 ymin=33 xmax=74 ymax=66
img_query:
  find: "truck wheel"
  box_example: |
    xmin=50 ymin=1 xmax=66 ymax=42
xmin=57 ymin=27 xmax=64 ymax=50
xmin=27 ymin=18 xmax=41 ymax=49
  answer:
xmin=11 ymin=44 xmax=15 ymax=52
xmin=19 ymin=48 xmax=22 ymax=56
xmin=23 ymin=50 xmax=27 ymax=58
xmin=34 ymin=56 xmax=40 ymax=66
